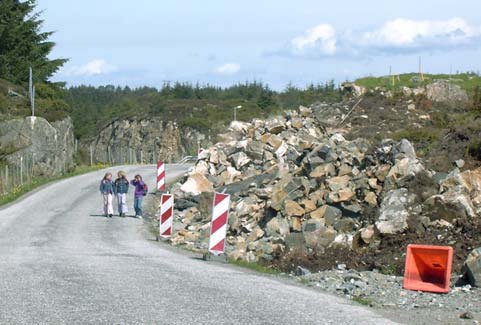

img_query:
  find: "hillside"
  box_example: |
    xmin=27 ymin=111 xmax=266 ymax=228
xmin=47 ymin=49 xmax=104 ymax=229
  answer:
xmin=0 ymin=79 xmax=70 ymax=122
xmin=66 ymin=82 xmax=341 ymax=141
xmin=355 ymin=72 xmax=481 ymax=94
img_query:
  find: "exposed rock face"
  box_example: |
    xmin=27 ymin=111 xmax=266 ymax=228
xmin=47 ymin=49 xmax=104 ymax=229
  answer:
xmin=88 ymin=118 xmax=209 ymax=163
xmin=0 ymin=116 xmax=74 ymax=175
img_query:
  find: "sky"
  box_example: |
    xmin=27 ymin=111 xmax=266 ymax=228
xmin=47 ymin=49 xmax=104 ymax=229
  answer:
xmin=37 ymin=0 xmax=481 ymax=89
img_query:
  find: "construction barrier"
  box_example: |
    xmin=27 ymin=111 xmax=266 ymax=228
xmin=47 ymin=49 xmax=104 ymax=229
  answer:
xmin=159 ymin=193 xmax=174 ymax=238
xmin=208 ymin=192 xmax=230 ymax=255
xmin=403 ymin=244 xmax=453 ymax=293
xmin=157 ymin=162 xmax=165 ymax=191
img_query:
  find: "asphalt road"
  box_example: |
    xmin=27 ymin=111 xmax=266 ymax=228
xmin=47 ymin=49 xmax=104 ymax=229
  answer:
xmin=0 ymin=164 xmax=396 ymax=324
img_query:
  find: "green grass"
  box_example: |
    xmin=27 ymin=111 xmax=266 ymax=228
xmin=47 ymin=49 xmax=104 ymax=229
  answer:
xmin=228 ymin=258 xmax=280 ymax=275
xmin=378 ymin=264 xmax=397 ymax=276
xmin=352 ymin=296 xmax=375 ymax=306
xmin=0 ymin=164 xmax=109 ymax=206
xmin=355 ymin=72 xmax=481 ymax=94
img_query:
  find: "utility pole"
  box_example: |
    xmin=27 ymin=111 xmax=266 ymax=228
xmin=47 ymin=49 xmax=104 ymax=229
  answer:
xmin=449 ymin=64 xmax=453 ymax=93
xmin=419 ymin=56 xmax=424 ymax=82
xmin=29 ymin=67 xmax=35 ymax=116
xmin=234 ymin=105 xmax=242 ymax=122
xmin=90 ymin=146 xmax=93 ymax=166
xmin=389 ymin=66 xmax=395 ymax=87
xmin=32 ymin=86 xmax=35 ymax=117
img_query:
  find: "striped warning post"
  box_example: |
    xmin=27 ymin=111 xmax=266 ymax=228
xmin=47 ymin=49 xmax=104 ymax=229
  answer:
xmin=157 ymin=162 xmax=165 ymax=191
xmin=159 ymin=194 xmax=174 ymax=238
xmin=208 ymin=192 xmax=230 ymax=255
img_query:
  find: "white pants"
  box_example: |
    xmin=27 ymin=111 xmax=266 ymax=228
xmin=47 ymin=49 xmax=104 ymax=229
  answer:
xmin=116 ymin=193 xmax=128 ymax=214
xmin=103 ymin=193 xmax=113 ymax=215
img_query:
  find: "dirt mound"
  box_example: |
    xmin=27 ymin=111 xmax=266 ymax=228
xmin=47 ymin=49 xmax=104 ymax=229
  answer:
xmin=273 ymin=217 xmax=481 ymax=276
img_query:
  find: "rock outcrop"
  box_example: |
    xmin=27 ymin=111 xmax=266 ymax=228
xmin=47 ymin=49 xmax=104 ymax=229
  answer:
xmin=87 ymin=118 xmax=209 ymax=164
xmin=0 ymin=116 xmax=75 ymax=176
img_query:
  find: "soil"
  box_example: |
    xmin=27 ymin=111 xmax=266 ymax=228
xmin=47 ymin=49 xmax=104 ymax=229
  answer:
xmin=272 ymin=217 xmax=481 ymax=277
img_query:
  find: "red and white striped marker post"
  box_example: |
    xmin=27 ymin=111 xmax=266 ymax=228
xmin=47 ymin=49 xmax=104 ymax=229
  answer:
xmin=159 ymin=193 xmax=174 ymax=238
xmin=157 ymin=162 xmax=165 ymax=191
xmin=208 ymin=192 xmax=230 ymax=255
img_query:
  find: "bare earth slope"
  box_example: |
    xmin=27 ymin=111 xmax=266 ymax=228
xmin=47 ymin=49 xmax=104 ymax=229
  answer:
xmin=0 ymin=164 xmax=394 ymax=324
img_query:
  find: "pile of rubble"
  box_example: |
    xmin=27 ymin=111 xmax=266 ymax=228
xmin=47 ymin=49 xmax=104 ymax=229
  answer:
xmin=164 ymin=104 xmax=481 ymax=275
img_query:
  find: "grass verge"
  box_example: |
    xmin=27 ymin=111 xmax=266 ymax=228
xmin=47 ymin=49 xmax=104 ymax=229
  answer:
xmin=352 ymin=296 xmax=375 ymax=306
xmin=0 ymin=164 xmax=109 ymax=207
xmin=228 ymin=258 xmax=280 ymax=275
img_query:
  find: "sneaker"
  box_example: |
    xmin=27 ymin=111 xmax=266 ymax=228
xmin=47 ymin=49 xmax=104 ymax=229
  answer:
xmin=137 ymin=215 xmax=143 ymax=219
xmin=109 ymin=214 xmax=113 ymax=218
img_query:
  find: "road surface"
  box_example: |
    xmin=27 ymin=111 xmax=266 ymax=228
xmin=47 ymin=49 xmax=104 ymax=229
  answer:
xmin=0 ymin=164 xmax=396 ymax=324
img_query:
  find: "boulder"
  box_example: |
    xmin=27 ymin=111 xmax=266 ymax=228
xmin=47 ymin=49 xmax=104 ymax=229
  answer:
xmin=260 ymin=134 xmax=283 ymax=150
xmin=291 ymin=117 xmax=303 ymax=130
xmin=300 ymin=199 xmax=316 ymax=213
xmin=245 ymin=141 xmax=264 ymax=160
xmin=326 ymin=175 xmax=351 ymax=192
xmin=270 ymin=176 xmax=303 ymax=211
xmin=424 ymin=191 xmax=475 ymax=222
xmin=309 ymin=163 xmax=336 ymax=178
xmin=291 ymin=217 xmax=303 ymax=232
xmin=180 ymin=173 xmax=214 ymax=195
xmin=396 ymin=139 xmax=417 ymax=160
xmin=302 ymin=220 xmax=337 ymax=249
xmin=360 ymin=226 xmax=377 ymax=244
xmin=246 ymin=227 xmax=265 ymax=243
xmin=284 ymin=200 xmax=305 ymax=217
xmin=266 ymin=216 xmax=290 ymax=237
xmin=326 ymin=188 xmax=355 ymax=203
xmin=376 ymin=188 xmax=417 ymax=234
xmin=266 ymin=118 xmax=286 ymax=134
xmin=298 ymin=105 xmax=312 ymax=117
xmin=364 ymin=191 xmax=378 ymax=207
xmin=462 ymin=247 xmax=481 ymax=287
xmin=426 ymin=80 xmax=469 ymax=103
xmin=323 ymin=205 xmax=343 ymax=226
xmin=230 ymin=152 xmax=251 ymax=169
xmin=386 ymin=157 xmax=425 ymax=185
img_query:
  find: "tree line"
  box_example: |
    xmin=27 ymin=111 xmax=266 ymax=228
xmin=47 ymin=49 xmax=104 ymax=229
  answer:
xmin=66 ymin=81 xmax=340 ymax=140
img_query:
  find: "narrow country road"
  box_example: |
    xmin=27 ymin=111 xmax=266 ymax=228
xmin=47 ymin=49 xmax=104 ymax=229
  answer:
xmin=0 ymin=164 xmax=396 ymax=324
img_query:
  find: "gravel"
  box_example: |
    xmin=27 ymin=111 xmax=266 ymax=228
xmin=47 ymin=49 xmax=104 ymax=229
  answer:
xmin=294 ymin=268 xmax=481 ymax=324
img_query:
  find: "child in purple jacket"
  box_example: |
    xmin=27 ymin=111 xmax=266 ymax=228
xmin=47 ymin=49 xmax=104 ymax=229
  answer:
xmin=130 ymin=174 xmax=146 ymax=219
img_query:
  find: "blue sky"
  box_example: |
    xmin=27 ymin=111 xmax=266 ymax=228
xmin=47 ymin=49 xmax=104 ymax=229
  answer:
xmin=38 ymin=0 xmax=481 ymax=89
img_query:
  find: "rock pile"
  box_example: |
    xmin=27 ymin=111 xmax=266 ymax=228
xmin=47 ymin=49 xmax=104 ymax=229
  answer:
xmin=166 ymin=105 xmax=481 ymax=265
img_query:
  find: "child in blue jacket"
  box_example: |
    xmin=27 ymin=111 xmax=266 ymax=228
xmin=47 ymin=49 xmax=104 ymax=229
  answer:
xmin=99 ymin=172 xmax=114 ymax=218
xmin=114 ymin=171 xmax=129 ymax=217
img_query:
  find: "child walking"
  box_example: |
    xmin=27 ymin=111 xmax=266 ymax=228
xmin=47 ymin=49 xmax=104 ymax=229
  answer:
xmin=99 ymin=172 xmax=114 ymax=218
xmin=114 ymin=171 xmax=129 ymax=217
xmin=130 ymin=174 xmax=146 ymax=219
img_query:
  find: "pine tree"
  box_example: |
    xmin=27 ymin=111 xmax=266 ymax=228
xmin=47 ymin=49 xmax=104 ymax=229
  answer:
xmin=0 ymin=0 xmax=67 ymax=84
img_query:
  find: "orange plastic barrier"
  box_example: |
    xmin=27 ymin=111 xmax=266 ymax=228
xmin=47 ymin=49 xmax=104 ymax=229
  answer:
xmin=403 ymin=244 xmax=453 ymax=293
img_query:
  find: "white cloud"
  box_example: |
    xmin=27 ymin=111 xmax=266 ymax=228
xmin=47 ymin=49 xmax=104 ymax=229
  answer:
xmin=69 ymin=59 xmax=118 ymax=76
xmin=279 ymin=18 xmax=481 ymax=58
xmin=291 ymin=24 xmax=337 ymax=56
xmin=360 ymin=18 xmax=481 ymax=52
xmin=215 ymin=63 xmax=241 ymax=75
